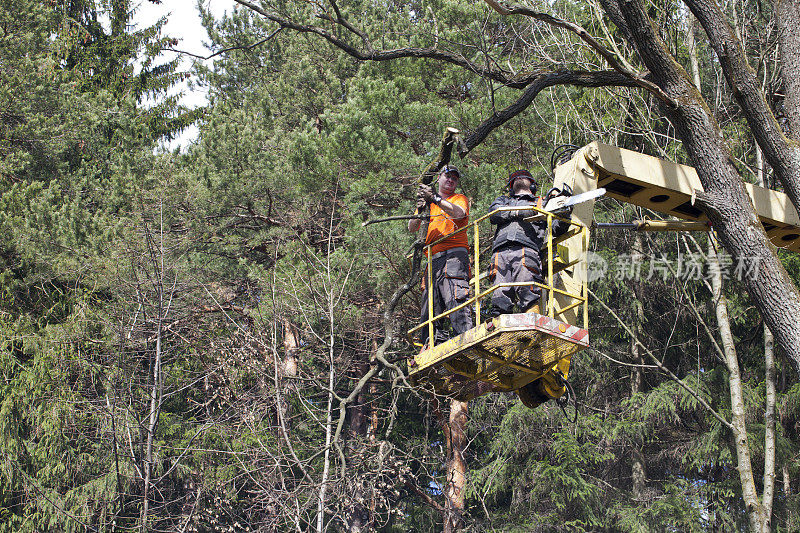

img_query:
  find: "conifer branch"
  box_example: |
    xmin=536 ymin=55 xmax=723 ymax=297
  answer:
xmin=588 ymin=287 xmax=735 ymax=432
xmin=7 ymin=459 xmax=100 ymax=532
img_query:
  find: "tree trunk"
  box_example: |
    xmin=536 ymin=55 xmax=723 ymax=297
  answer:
xmin=629 ymin=336 xmax=646 ymax=501
xmin=367 ymin=380 xmax=379 ymax=443
xmin=366 ymin=372 xmax=380 ymax=529
xmin=776 ymin=0 xmax=800 ymax=139
xmin=316 ymin=307 xmax=337 ymax=533
xmin=630 ymin=233 xmax=646 ymax=501
xmin=347 ymin=360 xmax=370 ymax=440
xmin=280 ymin=320 xmax=300 ymax=429
xmin=686 ymin=15 xmax=701 ymax=93
xmin=141 ymin=320 xmax=162 ymax=532
xmin=786 ymin=460 xmax=799 ymax=529
xmin=443 ymin=399 xmax=468 ymax=533
xmin=346 ymin=348 xmax=373 ymax=532
xmin=709 ymin=238 xmax=768 ymax=532
xmin=282 ymin=320 xmax=299 ymax=378
xmin=612 ymin=0 xmax=800 ymax=386
xmin=141 ymin=204 xmax=167 ymax=532
xmin=756 ymin=145 xmax=777 ymax=528
xmin=763 ymin=322 xmax=776 ymax=529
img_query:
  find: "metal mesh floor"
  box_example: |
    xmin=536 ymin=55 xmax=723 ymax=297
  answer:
xmin=410 ymin=313 xmax=588 ymax=401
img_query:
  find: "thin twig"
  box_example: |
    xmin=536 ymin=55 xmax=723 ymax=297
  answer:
xmin=482 ymin=0 xmax=677 ymax=106
xmin=588 ymin=287 xmax=734 ymax=431
xmin=165 ymin=27 xmax=283 ymax=60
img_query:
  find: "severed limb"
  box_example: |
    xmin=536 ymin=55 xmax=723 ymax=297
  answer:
xmin=361 ymin=214 xmax=428 ymax=227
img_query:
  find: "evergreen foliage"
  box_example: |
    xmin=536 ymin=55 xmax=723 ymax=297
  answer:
xmin=0 ymin=0 xmax=798 ymax=531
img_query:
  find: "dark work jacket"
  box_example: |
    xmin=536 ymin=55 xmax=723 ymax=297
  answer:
xmin=489 ymin=192 xmax=571 ymax=253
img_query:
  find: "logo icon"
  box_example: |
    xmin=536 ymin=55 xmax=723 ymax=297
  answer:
xmin=585 ymin=251 xmax=608 ymax=282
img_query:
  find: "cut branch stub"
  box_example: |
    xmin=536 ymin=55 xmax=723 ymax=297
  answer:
xmin=420 ymin=127 xmax=460 ymax=185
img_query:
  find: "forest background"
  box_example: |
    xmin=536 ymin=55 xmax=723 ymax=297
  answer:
xmin=1 ymin=0 xmax=799 ymax=531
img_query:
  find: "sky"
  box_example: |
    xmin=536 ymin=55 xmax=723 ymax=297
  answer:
xmin=134 ymin=0 xmax=237 ymax=150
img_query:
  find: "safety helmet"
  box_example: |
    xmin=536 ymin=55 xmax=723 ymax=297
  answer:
xmin=507 ymin=169 xmax=533 ymax=188
xmin=440 ymin=165 xmax=461 ymax=179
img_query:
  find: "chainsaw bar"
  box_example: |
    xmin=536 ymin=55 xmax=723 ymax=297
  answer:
xmin=544 ymin=187 xmax=606 ymax=212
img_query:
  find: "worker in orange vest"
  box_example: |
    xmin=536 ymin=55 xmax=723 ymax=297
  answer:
xmin=409 ymin=165 xmax=472 ymax=347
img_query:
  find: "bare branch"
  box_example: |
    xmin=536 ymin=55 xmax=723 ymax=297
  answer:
xmin=232 ymin=0 xmax=524 ymax=86
xmin=165 ymin=27 xmax=284 ymax=60
xmin=463 ymin=70 xmax=638 ymax=153
xmin=483 ymin=0 xmax=676 ymax=106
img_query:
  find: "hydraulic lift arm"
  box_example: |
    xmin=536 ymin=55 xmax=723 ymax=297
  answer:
xmin=595 ymin=220 xmax=711 ymax=232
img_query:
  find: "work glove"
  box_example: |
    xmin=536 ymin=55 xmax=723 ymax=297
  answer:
xmin=417 ymin=183 xmax=435 ymax=205
xmin=415 ymin=195 xmax=427 ymax=211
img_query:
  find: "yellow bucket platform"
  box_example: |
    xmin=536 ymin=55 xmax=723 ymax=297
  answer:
xmin=409 ymin=313 xmax=589 ymax=401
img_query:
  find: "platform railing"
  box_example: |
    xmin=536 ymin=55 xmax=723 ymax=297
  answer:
xmin=408 ymin=205 xmax=588 ymax=351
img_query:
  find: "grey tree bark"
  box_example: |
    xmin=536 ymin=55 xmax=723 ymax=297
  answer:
xmin=606 ymin=0 xmax=800 ymax=383
xmin=775 ymin=0 xmax=800 ymax=139
xmin=708 ymin=238 xmax=768 ymax=532
xmin=443 ymin=399 xmax=468 ymax=533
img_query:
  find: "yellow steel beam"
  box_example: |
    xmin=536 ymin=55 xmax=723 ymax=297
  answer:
xmin=585 ymin=141 xmax=800 ymax=252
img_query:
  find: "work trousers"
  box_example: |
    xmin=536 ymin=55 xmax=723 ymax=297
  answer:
xmin=419 ymin=247 xmax=473 ymax=345
xmin=489 ymin=244 xmax=544 ymax=316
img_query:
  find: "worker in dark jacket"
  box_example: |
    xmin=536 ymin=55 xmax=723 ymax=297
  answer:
xmin=488 ymin=169 xmax=571 ymax=317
